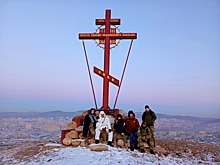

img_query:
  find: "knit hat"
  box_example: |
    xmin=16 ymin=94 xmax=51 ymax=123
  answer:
xmin=117 ymin=114 xmax=122 ymax=119
xmin=128 ymin=110 xmax=135 ymax=117
xmin=145 ymin=105 xmax=149 ymax=109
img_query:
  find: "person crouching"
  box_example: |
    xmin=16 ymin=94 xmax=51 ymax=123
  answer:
xmin=95 ymin=111 xmax=113 ymax=146
xmin=113 ymin=114 xmax=128 ymax=150
xmin=137 ymin=122 xmax=155 ymax=154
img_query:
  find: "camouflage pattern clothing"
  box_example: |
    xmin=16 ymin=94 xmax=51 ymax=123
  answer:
xmin=137 ymin=126 xmax=154 ymax=150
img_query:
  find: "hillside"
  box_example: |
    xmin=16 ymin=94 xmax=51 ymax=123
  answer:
xmin=0 ymin=139 xmax=219 ymax=165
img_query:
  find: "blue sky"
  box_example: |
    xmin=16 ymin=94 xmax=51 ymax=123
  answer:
xmin=0 ymin=0 xmax=219 ymax=118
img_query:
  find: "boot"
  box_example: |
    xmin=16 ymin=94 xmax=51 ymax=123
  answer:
xmin=150 ymin=149 xmax=155 ymax=155
xmin=134 ymin=144 xmax=139 ymax=150
xmin=95 ymin=140 xmax=99 ymax=144
xmin=107 ymin=141 xmax=114 ymax=147
xmin=130 ymin=146 xmax=134 ymax=151
xmin=140 ymin=149 xmax=145 ymax=153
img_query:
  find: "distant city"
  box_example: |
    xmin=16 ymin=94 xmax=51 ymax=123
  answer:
xmin=0 ymin=111 xmax=219 ymax=146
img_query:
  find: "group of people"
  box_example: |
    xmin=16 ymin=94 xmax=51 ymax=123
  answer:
xmin=82 ymin=105 xmax=157 ymax=154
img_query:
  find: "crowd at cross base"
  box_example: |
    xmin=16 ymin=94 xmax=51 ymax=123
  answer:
xmin=82 ymin=105 xmax=157 ymax=154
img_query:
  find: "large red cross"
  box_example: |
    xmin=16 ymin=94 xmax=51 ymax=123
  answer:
xmin=79 ymin=10 xmax=137 ymax=110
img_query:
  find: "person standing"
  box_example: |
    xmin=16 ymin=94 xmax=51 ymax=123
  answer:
xmin=142 ymin=105 xmax=157 ymax=147
xmin=82 ymin=108 xmax=98 ymax=147
xmin=125 ymin=110 xmax=140 ymax=151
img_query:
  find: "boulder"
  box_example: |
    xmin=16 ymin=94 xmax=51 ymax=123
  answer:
xmin=80 ymin=140 xmax=86 ymax=147
xmin=72 ymin=115 xmax=81 ymax=122
xmin=66 ymin=121 xmax=77 ymax=130
xmin=115 ymin=134 xmax=123 ymax=140
xmin=62 ymin=137 xmax=72 ymax=146
xmin=65 ymin=130 xmax=79 ymax=139
xmin=75 ymin=126 xmax=83 ymax=133
xmin=81 ymin=110 xmax=88 ymax=118
xmin=72 ymin=140 xmax=81 ymax=147
xmin=57 ymin=137 xmax=61 ymax=143
xmin=117 ymin=140 xmax=124 ymax=147
xmin=154 ymin=146 xmax=167 ymax=154
xmin=107 ymin=115 xmax=115 ymax=124
xmin=119 ymin=109 xmax=125 ymax=116
xmin=122 ymin=116 xmax=129 ymax=121
xmin=78 ymin=133 xmax=84 ymax=139
xmin=143 ymin=142 xmax=149 ymax=148
xmin=89 ymin=144 xmax=108 ymax=152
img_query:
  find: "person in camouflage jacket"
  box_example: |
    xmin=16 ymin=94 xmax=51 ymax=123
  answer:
xmin=137 ymin=122 xmax=155 ymax=154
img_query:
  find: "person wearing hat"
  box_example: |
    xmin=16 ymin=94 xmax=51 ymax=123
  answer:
xmin=137 ymin=122 xmax=155 ymax=154
xmin=125 ymin=110 xmax=140 ymax=151
xmin=113 ymin=114 xmax=128 ymax=150
xmin=95 ymin=111 xmax=114 ymax=146
xmin=142 ymin=105 xmax=157 ymax=147
xmin=82 ymin=108 xmax=98 ymax=147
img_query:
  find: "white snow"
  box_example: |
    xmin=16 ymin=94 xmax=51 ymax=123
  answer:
xmin=11 ymin=144 xmax=218 ymax=165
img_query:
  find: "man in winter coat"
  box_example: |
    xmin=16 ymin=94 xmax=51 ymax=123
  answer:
xmin=113 ymin=114 xmax=128 ymax=150
xmin=83 ymin=108 xmax=98 ymax=147
xmin=142 ymin=105 xmax=157 ymax=146
xmin=125 ymin=110 xmax=140 ymax=151
xmin=137 ymin=122 xmax=155 ymax=154
xmin=95 ymin=111 xmax=113 ymax=146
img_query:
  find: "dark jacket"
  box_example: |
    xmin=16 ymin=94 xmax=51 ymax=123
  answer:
xmin=82 ymin=109 xmax=97 ymax=137
xmin=142 ymin=109 xmax=157 ymax=126
xmin=114 ymin=114 xmax=126 ymax=134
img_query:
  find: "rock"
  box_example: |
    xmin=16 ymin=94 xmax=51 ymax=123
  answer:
xmin=118 ymin=109 xmax=125 ymax=116
xmin=66 ymin=121 xmax=77 ymax=130
xmin=78 ymin=133 xmax=84 ymax=139
xmin=214 ymin=157 xmax=220 ymax=162
xmin=89 ymin=138 xmax=95 ymax=144
xmin=115 ymin=134 xmax=123 ymax=140
xmin=154 ymin=146 xmax=167 ymax=154
xmin=117 ymin=140 xmax=124 ymax=147
xmin=41 ymin=145 xmax=66 ymax=151
xmin=65 ymin=130 xmax=79 ymax=139
xmin=80 ymin=140 xmax=86 ymax=147
xmin=72 ymin=115 xmax=81 ymax=122
xmin=81 ymin=110 xmax=88 ymax=118
xmin=122 ymin=116 xmax=129 ymax=121
xmin=89 ymin=144 xmax=108 ymax=152
xmin=107 ymin=115 xmax=115 ymax=124
xmin=72 ymin=140 xmax=81 ymax=147
xmin=62 ymin=137 xmax=72 ymax=146
xmin=57 ymin=137 xmax=61 ymax=143
xmin=75 ymin=126 xmax=83 ymax=133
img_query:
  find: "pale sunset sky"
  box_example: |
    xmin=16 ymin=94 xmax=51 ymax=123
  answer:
xmin=0 ymin=0 xmax=219 ymax=118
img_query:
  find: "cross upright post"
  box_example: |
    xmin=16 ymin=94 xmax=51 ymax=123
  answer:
xmin=79 ymin=9 xmax=137 ymax=110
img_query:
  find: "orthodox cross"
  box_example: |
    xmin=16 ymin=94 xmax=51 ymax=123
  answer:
xmin=79 ymin=9 xmax=137 ymax=110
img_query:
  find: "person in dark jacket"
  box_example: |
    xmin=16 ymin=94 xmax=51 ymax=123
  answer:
xmin=113 ymin=114 xmax=128 ymax=150
xmin=142 ymin=105 xmax=157 ymax=147
xmin=125 ymin=110 xmax=140 ymax=151
xmin=83 ymin=108 xmax=97 ymax=147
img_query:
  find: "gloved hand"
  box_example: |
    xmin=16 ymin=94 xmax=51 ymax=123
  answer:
xmin=109 ymin=129 xmax=112 ymax=132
